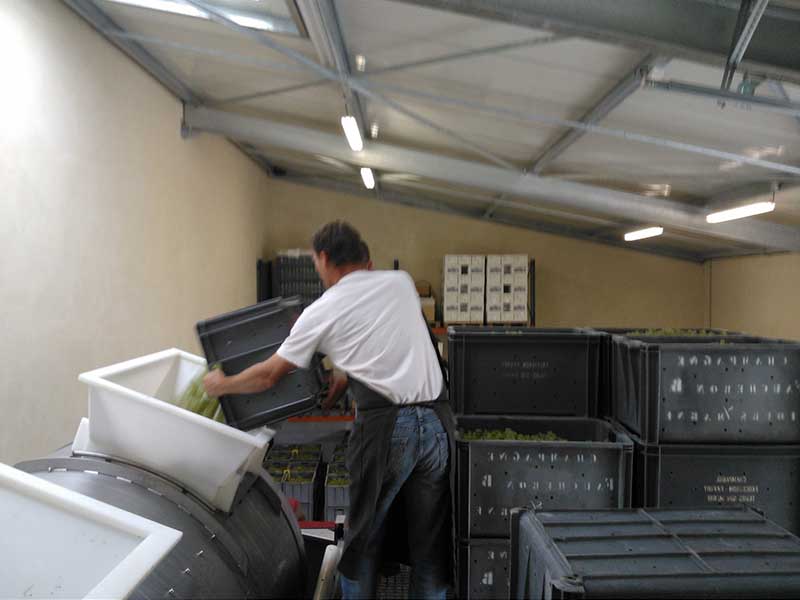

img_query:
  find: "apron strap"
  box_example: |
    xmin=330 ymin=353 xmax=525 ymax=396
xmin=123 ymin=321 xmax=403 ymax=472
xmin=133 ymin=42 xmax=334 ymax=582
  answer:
xmin=425 ymin=316 xmax=449 ymax=391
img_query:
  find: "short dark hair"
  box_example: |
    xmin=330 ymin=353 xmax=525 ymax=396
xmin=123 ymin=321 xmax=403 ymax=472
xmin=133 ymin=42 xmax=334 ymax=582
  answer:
xmin=312 ymin=221 xmax=367 ymax=267
xmin=359 ymin=240 xmax=371 ymax=263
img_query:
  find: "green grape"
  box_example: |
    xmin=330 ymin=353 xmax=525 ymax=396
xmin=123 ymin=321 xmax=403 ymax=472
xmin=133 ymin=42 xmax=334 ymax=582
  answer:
xmin=326 ymin=477 xmax=350 ymax=486
xmin=459 ymin=428 xmax=565 ymax=442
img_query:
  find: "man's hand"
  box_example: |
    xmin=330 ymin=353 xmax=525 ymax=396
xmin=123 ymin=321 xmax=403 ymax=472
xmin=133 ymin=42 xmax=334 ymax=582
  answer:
xmin=203 ymin=369 xmax=228 ymax=397
xmin=322 ymin=371 xmax=348 ymax=411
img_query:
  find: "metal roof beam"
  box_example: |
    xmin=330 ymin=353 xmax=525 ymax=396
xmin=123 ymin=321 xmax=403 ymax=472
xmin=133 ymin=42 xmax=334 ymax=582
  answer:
xmin=183 ymin=0 xmax=516 ymax=169
xmin=768 ymin=80 xmax=800 ymax=132
xmin=210 ymin=35 xmax=567 ymax=106
xmin=295 ymin=0 xmax=368 ymax=137
xmin=64 ymin=0 xmax=200 ymax=104
xmin=721 ymin=0 xmax=770 ymax=90
xmin=531 ymin=54 xmax=670 ymax=175
xmin=282 ymin=174 xmax=704 ymax=262
xmin=382 ymin=177 xmax=618 ymax=227
xmin=483 ymin=53 xmax=669 ymax=219
xmin=103 ymin=30 xmax=311 ymax=74
xmin=366 ymin=80 xmax=800 ymax=177
xmin=392 ymin=0 xmax=800 ymax=83
xmin=182 ymin=106 xmax=800 ymax=252
xmin=367 ymin=34 xmax=567 ymax=77
xmin=647 ymin=78 xmax=800 ymax=119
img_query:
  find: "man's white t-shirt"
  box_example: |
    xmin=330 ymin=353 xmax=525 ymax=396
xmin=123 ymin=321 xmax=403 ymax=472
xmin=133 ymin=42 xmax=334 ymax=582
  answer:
xmin=276 ymin=269 xmax=443 ymax=405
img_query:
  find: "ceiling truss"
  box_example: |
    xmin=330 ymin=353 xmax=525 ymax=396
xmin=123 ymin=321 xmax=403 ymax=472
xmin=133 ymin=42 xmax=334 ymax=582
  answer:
xmin=63 ymin=0 xmax=800 ymax=262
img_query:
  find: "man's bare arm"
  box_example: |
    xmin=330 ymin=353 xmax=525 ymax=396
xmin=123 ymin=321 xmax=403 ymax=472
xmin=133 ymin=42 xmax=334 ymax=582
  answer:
xmin=203 ymin=353 xmax=297 ymax=397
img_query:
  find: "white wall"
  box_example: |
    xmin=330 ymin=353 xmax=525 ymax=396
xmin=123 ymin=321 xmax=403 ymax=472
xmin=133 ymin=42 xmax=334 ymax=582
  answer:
xmin=0 ymin=0 xmax=273 ymax=464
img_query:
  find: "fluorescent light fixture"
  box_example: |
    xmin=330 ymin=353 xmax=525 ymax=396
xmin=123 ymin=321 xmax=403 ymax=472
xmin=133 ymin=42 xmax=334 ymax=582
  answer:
xmin=105 ymin=0 xmax=282 ymax=32
xmin=706 ymin=201 xmax=775 ymax=224
xmin=340 ymin=116 xmax=363 ymax=151
xmin=370 ymin=122 xmax=379 ymax=139
xmin=106 ymin=0 xmax=202 ymax=17
xmin=355 ymin=55 xmax=367 ymax=72
xmin=360 ymin=168 xmax=375 ymax=190
xmin=624 ymin=226 xmax=664 ymax=242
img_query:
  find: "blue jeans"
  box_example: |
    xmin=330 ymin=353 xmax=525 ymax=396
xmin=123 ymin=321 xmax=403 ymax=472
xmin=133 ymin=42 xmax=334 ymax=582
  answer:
xmin=341 ymin=405 xmax=450 ymax=599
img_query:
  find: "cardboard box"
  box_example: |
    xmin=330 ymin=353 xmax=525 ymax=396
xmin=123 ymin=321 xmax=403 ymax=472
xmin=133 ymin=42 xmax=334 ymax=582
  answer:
xmin=416 ymin=281 xmax=432 ymax=297
xmin=486 ymin=310 xmax=502 ymax=322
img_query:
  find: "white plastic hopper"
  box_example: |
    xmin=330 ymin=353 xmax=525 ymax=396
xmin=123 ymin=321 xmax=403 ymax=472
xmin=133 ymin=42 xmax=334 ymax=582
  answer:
xmin=0 ymin=462 xmax=182 ymax=599
xmin=74 ymin=348 xmax=271 ymax=512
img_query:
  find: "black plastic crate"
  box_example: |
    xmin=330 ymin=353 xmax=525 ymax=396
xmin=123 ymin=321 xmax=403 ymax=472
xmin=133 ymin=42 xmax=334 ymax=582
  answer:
xmin=196 ymin=297 xmax=324 ymax=429
xmin=458 ymin=539 xmax=510 ymax=600
xmin=448 ymin=327 xmax=605 ymax=416
xmin=629 ymin=435 xmax=800 ymax=535
xmin=592 ymin=328 xmax=744 ymax=421
xmin=324 ymin=465 xmax=350 ymax=522
xmin=592 ymin=329 xmax=740 ymax=419
xmin=510 ymin=506 xmax=800 ymax=599
xmin=611 ymin=333 xmax=800 ymax=444
xmin=273 ymin=253 xmax=324 ymax=306
xmin=282 ymin=461 xmax=320 ymax=521
xmin=456 ymin=416 xmax=632 ymax=539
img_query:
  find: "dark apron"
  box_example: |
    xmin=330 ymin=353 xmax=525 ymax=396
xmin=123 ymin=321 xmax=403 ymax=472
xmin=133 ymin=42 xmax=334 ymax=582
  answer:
xmin=339 ymin=377 xmax=457 ymax=585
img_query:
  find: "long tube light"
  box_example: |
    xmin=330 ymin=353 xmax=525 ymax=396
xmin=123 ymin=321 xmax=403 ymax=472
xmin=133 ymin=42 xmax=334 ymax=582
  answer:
xmin=360 ymin=167 xmax=375 ymax=190
xmin=706 ymin=201 xmax=776 ymax=223
xmin=104 ymin=0 xmax=281 ymax=32
xmin=624 ymin=226 xmax=664 ymax=241
xmin=340 ymin=116 xmax=363 ymax=152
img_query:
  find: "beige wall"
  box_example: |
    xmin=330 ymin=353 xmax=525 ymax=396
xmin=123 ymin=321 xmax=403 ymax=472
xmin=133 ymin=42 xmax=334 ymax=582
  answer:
xmin=709 ymin=254 xmax=800 ymax=339
xmin=263 ymin=179 xmax=706 ymax=329
xmin=0 ymin=1 xmax=272 ymax=464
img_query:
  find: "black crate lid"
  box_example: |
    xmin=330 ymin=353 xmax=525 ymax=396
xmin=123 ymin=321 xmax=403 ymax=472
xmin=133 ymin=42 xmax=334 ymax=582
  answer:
xmin=448 ymin=326 xmax=604 ymax=339
xmin=512 ymin=506 xmax=800 ymax=599
xmin=196 ymin=297 xmax=322 ymax=429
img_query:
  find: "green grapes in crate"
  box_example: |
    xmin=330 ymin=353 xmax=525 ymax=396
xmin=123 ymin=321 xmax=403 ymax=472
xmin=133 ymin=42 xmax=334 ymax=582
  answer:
xmin=326 ymin=476 xmax=350 ymax=487
xmin=459 ymin=428 xmax=565 ymax=442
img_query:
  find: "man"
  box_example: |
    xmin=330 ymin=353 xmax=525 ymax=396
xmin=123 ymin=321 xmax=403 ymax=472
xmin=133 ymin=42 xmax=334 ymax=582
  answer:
xmin=203 ymin=221 xmax=454 ymax=599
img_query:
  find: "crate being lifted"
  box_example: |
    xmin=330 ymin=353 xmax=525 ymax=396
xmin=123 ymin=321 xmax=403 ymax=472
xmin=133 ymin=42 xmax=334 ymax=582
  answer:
xmin=510 ymin=506 xmax=800 ymax=599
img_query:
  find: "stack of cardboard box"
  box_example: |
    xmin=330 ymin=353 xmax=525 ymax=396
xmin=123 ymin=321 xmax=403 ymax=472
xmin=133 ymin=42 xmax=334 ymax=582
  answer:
xmin=443 ymin=255 xmax=485 ymax=324
xmin=486 ymin=255 xmax=528 ymax=324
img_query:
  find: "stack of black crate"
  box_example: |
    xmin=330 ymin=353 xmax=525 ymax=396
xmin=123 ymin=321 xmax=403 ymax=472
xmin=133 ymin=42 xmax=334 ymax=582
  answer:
xmin=265 ymin=443 xmax=323 ymax=520
xmin=324 ymin=437 xmax=350 ymax=521
xmin=448 ymin=327 xmax=634 ymax=599
xmin=605 ymin=329 xmax=800 ymax=536
xmin=273 ymin=251 xmax=325 ymax=306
